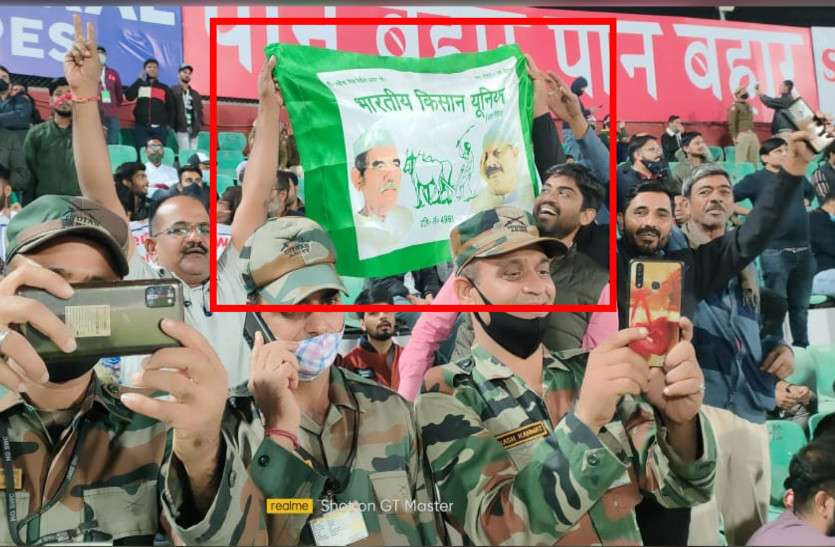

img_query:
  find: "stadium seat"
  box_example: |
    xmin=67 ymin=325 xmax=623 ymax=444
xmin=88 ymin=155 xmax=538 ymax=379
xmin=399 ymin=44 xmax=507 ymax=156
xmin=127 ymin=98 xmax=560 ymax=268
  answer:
xmin=813 ymin=347 xmax=835 ymax=413
xmin=164 ymin=129 xmax=179 ymax=153
xmin=140 ymin=146 xmax=176 ymax=166
xmin=178 ymin=148 xmax=199 ymax=166
xmin=119 ymin=128 xmax=136 ymax=149
xmin=215 ymin=174 xmax=236 ymax=195
xmin=217 ymin=150 xmax=244 ymax=169
xmin=709 ymin=145 xmax=724 ymax=162
xmin=667 ymin=161 xmax=679 ymax=172
xmin=723 ymin=146 xmax=735 ymax=163
xmin=197 ymin=131 xmax=211 ymax=151
xmin=809 ymin=412 xmax=832 ymax=438
xmin=217 ymin=165 xmax=237 ymax=181
xmin=766 ymin=420 xmax=807 ymax=507
xmin=806 ymin=161 xmax=821 ymax=179
xmin=340 ymin=276 xmax=366 ymax=304
xmin=810 ymin=294 xmax=828 ymax=306
xmin=218 ymin=131 xmax=247 ymax=151
xmin=733 ymin=162 xmax=756 ymax=182
xmin=107 ymin=145 xmax=138 ymax=173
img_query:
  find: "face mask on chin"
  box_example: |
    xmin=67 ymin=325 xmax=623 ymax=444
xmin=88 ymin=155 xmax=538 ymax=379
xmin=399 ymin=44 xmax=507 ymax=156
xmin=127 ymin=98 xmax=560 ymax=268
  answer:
xmin=642 ymin=158 xmax=668 ymax=177
xmin=45 ymin=357 xmax=99 ymax=384
xmin=295 ymin=329 xmax=344 ymax=381
xmin=464 ymin=278 xmax=547 ymax=359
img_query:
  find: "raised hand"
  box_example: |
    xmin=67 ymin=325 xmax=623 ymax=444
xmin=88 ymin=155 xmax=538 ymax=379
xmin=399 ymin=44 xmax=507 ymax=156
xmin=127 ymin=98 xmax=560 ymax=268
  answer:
xmin=64 ymin=14 xmax=100 ymax=98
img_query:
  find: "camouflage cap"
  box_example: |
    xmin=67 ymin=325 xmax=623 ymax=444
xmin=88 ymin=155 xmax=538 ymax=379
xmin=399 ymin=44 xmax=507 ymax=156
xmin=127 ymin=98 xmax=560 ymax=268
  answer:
xmin=241 ymin=216 xmax=348 ymax=305
xmin=450 ymin=206 xmax=567 ymax=275
xmin=4 ymin=195 xmax=130 ymax=276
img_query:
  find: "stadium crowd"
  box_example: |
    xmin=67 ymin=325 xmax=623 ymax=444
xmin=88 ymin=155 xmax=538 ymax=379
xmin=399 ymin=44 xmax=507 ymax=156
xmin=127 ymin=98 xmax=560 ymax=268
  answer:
xmin=0 ymin=13 xmax=834 ymax=547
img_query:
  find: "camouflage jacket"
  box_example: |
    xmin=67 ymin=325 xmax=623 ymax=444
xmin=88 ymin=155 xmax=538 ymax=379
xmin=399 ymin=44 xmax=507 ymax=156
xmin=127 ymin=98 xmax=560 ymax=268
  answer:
xmin=161 ymin=366 xmax=443 ymax=546
xmin=0 ymin=376 xmax=170 ymax=545
xmin=416 ymin=345 xmax=717 ymax=546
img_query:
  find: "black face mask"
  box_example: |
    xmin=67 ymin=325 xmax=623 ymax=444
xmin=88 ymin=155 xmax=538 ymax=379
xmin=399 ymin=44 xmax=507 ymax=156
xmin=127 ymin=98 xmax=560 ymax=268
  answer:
xmin=642 ymin=158 xmax=668 ymax=177
xmin=46 ymin=357 xmax=100 ymax=384
xmin=0 ymin=80 xmax=9 ymax=93
xmin=465 ymin=278 xmax=547 ymax=359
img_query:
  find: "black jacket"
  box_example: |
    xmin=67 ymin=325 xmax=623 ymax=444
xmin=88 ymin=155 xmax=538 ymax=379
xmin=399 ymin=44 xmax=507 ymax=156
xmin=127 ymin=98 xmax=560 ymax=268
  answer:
xmin=115 ymin=182 xmax=150 ymax=221
xmin=617 ymin=168 xmax=804 ymax=328
xmin=124 ymin=78 xmax=176 ymax=128
xmin=810 ymin=208 xmax=835 ymax=273
xmin=661 ymin=131 xmax=682 ymax=162
xmin=759 ymin=92 xmax=796 ymax=135
xmin=171 ymin=84 xmax=203 ymax=137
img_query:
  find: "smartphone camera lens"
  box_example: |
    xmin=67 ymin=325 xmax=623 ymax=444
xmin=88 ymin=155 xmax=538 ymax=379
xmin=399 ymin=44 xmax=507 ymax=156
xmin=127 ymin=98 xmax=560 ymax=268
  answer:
xmin=146 ymin=285 xmax=176 ymax=308
xmin=651 ymin=281 xmax=661 ymax=290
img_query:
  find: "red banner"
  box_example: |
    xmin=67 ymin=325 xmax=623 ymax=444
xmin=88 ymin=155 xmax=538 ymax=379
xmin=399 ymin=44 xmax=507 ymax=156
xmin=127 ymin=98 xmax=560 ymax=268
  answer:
xmin=183 ymin=6 xmax=818 ymax=123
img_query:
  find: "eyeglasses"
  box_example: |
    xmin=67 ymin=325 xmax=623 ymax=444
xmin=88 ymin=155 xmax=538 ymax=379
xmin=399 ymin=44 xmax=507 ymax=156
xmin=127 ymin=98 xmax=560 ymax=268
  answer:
xmin=153 ymin=222 xmax=211 ymax=238
xmin=147 ymin=143 xmax=163 ymax=150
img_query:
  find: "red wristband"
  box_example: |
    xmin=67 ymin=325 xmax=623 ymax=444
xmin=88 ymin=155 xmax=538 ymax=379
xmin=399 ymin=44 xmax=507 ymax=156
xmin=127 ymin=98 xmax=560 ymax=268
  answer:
xmin=265 ymin=427 xmax=300 ymax=449
xmin=69 ymin=93 xmax=99 ymax=104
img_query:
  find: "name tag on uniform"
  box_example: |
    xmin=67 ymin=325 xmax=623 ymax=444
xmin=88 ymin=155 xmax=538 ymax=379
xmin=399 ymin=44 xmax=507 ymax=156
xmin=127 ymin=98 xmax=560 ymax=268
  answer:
xmin=0 ymin=468 xmax=23 ymax=490
xmin=100 ymin=90 xmax=112 ymax=104
xmin=310 ymin=503 xmax=369 ymax=546
xmin=495 ymin=421 xmax=548 ymax=450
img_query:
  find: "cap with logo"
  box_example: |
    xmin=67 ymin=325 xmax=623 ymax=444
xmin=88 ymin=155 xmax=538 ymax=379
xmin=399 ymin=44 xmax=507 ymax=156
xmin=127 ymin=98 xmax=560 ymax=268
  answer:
xmin=4 ymin=195 xmax=130 ymax=276
xmin=178 ymin=63 xmax=193 ymax=73
xmin=241 ymin=216 xmax=348 ymax=305
xmin=449 ymin=206 xmax=567 ymax=275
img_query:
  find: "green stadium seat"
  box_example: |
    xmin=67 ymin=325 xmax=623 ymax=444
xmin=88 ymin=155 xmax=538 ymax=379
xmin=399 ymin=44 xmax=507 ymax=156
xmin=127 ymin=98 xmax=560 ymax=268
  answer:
xmin=164 ymin=129 xmax=178 ymax=153
xmin=217 ymin=165 xmax=237 ymax=181
xmin=178 ymin=148 xmax=199 ymax=166
xmin=807 ymin=161 xmax=822 ymax=179
xmin=119 ymin=128 xmax=136 ymax=149
xmin=197 ymin=131 xmax=211 ymax=151
xmin=724 ymin=146 xmax=735 ymax=163
xmin=709 ymin=145 xmax=724 ymax=162
xmin=766 ymin=420 xmax=807 ymax=507
xmin=809 ymin=412 xmax=832 ymax=438
xmin=814 ymin=347 xmax=835 ymax=414
xmin=733 ymin=162 xmax=756 ymax=182
xmin=215 ymin=174 xmax=236 ymax=195
xmin=218 ymin=131 xmax=247 ymax=151
xmin=217 ymin=150 xmax=244 ymax=169
xmin=340 ymin=276 xmax=366 ymax=304
xmin=139 ymin=146 xmax=176 ymax=166
xmin=810 ymin=294 xmax=828 ymax=306
xmin=107 ymin=145 xmax=138 ymax=173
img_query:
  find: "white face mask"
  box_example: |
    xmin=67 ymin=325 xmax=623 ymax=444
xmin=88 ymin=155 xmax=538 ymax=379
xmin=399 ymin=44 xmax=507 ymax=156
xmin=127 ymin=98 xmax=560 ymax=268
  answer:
xmin=294 ymin=330 xmax=344 ymax=382
xmin=201 ymin=170 xmax=209 ymax=181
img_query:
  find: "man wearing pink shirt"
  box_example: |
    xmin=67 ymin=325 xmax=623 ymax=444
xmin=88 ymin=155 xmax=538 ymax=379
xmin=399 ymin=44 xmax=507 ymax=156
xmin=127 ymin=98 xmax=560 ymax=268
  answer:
xmin=398 ymin=162 xmax=615 ymax=401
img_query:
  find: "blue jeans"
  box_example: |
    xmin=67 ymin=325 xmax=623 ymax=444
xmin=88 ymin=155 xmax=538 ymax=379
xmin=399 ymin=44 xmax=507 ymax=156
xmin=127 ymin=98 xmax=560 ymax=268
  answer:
xmin=103 ymin=115 xmax=121 ymax=145
xmin=759 ymin=247 xmax=816 ymax=347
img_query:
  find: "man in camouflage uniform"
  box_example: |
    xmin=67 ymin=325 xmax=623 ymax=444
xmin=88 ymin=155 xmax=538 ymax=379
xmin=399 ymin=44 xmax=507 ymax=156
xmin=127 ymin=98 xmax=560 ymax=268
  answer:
xmin=156 ymin=216 xmax=442 ymax=546
xmin=0 ymin=195 xmax=226 ymax=544
xmin=416 ymin=206 xmax=718 ymax=545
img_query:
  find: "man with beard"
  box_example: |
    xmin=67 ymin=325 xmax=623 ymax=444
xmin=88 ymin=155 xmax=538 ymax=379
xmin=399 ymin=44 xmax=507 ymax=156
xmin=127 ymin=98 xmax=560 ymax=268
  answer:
xmin=662 ymin=114 xmax=685 ymax=162
xmin=150 ymin=164 xmax=211 ymax=212
xmin=113 ymin=161 xmax=149 ymax=221
xmin=748 ymin=435 xmax=835 ymax=546
xmin=416 ymin=205 xmax=717 ymax=545
xmin=70 ymin=34 xmax=283 ymax=386
xmin=0 ymin=65 xmax=33 ymax=200
xmin=341 ymin=285 xmax=404 ymax=389
xmin=734 ymin=137 xmax=817 ymax=347
xmin=671 ymin=131 xmax=715 ymax=195
xmin=0 ymin=194 xmax=226 ymax=544
xmin=679 ymin=164 xmax=796 ymax=545
xmin=171 ymin=63 xmax=203 ymax=152
xmin=143 ymin=136 xmax=178 ymax=196
xmin=470 ymin=123 xmax=535 ymax=213
xmin=132 ymin=215 xmax=443 ymax=546
xmin=615 ymin=134 xmax=670 ymax=212
xmin=22 ymin=77 xmax=80 ymax=199
xmin=616 ymin=129 xmax=819 ymax=545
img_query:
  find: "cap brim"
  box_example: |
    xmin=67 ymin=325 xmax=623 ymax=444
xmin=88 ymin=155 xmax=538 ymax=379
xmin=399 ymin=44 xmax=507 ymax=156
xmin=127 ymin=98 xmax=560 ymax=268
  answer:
xmin=9 ymin=226 xmax=129 ymax=277
xmin=257 ymin=263 xmax=349 ymax=305
xmin=459 ymin=236 xmax=568 ymax=273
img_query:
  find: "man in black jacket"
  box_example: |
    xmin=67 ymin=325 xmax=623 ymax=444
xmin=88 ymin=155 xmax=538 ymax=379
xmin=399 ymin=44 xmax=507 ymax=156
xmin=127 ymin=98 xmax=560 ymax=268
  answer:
xmin=125 ymin=58 xmax=176 ymax=150
xmin=617 ymin=128 xmax=818 ymax=546
xmin=811 ymin=191 xmax=835 ymax=298
xmin=661 ymin=114 xmax=684 ymax=162
xmin=171 ymin=63 xmax=203 ymax=152
xmin=114 ymin=161 xmax=149 ymax=221
xmin=756 ymin=79 xmax=796 ymax=136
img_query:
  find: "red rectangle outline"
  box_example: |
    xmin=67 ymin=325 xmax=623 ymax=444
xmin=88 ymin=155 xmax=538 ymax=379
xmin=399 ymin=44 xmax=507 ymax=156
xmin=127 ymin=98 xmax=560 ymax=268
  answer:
xmin=209 ymin=16 xmax=617 ymax=314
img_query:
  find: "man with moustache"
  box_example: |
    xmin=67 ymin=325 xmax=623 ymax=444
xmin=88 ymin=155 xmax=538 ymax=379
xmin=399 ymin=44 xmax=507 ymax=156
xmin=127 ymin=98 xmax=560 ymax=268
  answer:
xmin=671 ymin=131 xmax=716 ymax=195
xmin=341 ymin=285 xmax=404 ymax=390
xmin=113 ymin=161 xmax=149 ymax=221
xmin=171 ymin=63 xmax=203 ymax=152
xmin=350 ymin=124 xmax=413 ymax=257
xmin=616 ymin=129 xmax=819 ymax=545
xmin=679 ymin=164 xmax=796 ymax=545
xmin=71 ymin=43 xmax=286 ymax=386
xmin=470 ymin=123 xmax=534 ymax=213
xmin=22 ymin=77 xmax=80 ymax=199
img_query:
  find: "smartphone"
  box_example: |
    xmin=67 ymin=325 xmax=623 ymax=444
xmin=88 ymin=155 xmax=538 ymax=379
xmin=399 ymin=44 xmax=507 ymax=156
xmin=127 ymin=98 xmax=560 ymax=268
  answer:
xmin=627 ymin=259 xmax=683 ymax=367
xmin=17 ymin=279 xmax=184 ymax=364
xmin=785 ymin=97 xmax=835 ymax=153
xmin=243 ymin=311 xmax=275 ymax=349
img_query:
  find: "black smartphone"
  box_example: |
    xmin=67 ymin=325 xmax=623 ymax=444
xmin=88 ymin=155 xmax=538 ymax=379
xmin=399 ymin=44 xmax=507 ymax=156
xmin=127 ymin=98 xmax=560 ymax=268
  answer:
xmin=243 ymin=311 xmax=275 ymax=349
xmin=17 ymin=279 xmax=184 ymax=364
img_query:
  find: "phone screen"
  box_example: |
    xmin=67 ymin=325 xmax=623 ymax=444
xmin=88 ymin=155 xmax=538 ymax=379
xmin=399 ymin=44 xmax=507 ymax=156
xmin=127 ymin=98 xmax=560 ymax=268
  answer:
xmin=628 ymin=260 xmax=683 ymax=367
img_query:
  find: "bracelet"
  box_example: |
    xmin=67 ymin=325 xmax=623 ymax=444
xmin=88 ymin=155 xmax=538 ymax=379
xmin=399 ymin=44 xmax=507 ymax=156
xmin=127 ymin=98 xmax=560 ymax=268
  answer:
xmin=265 ymin=427 xmax=300 ymax=449
xmin=70 ymin=94 xmax=99 ymax=104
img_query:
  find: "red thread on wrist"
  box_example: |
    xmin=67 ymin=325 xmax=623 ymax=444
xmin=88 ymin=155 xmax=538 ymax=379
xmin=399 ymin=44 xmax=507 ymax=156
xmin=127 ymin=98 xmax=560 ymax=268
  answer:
xmin=265 ymin=427 xmax=300 ymax=449
xmin=69 ymin=93 xmax=99 ymax=104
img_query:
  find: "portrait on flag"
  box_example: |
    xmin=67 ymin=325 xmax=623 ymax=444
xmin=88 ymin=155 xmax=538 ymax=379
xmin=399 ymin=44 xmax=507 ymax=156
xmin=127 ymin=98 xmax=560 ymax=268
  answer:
xmin=267 ymin=42 xmax=538 ymax=277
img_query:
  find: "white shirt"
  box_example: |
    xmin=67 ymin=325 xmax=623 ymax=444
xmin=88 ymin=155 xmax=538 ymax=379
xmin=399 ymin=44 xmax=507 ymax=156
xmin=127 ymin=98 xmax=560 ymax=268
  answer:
xmin=144 ymin=161 xmax=179 ymax=197
xmin=121 ymin=244 xmax=251 ymax=387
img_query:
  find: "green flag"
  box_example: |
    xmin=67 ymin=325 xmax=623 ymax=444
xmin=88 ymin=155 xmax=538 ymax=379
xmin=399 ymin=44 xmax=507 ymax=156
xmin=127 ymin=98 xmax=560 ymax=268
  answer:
xmin=267 ymin=42 xmax=537 ymax=277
